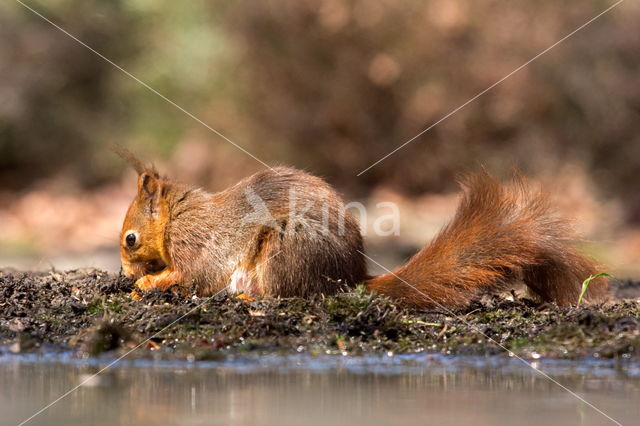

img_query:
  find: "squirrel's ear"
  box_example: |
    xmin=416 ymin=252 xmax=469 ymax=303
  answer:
xmin=138 ymin=171 xmax=159 ymax=196
xmin=137 ymin=171 xmax=162 ymax=215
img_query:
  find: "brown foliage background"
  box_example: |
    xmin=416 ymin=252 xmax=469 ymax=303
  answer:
xmin=0 ymin=0 xmax=638 ymax=271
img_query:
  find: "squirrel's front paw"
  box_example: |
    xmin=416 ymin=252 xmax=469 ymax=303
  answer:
xmin=134 ymin=275 xmax=157 ymax=291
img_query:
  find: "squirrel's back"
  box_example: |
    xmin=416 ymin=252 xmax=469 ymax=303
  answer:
xmin=167 ymin=167 xmax=367 ymax=297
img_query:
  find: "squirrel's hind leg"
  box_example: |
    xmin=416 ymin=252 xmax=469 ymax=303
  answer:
xmin=228 ymin=225 xmax=282 ymax=297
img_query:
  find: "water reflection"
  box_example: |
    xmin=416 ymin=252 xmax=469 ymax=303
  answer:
xmin=1 ymin=355 xmax=638 ymax=426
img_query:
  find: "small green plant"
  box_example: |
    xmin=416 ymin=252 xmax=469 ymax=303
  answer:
xmin=86 ymin=297 xmax=105 ymax=314
xmin=106 ymin=297 xmax=124 ymax=314
xmin=577 ymin=273 xmax=615 ymax=306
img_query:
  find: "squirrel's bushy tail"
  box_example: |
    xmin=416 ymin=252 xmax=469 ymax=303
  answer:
xmin=365 ymin=171 xmax=608 ymax=310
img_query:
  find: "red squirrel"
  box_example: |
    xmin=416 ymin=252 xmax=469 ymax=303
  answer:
xmin=117 ymin=148 xmax=608 ymax=309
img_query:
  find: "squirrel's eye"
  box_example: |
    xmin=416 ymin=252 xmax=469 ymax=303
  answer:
xmin=125 ymin=233 xmax=137 ymax=247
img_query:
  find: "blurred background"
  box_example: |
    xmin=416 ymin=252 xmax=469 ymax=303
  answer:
xmin=0 ymin=0 xmax=638 ymax=275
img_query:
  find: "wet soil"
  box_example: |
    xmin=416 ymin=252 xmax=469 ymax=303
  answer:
xmin=0 ymin=269 xmax=638 ymax=361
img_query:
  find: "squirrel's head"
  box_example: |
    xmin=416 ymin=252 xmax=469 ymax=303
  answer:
xmin=116 ymin=146 xmax=172 ymax=279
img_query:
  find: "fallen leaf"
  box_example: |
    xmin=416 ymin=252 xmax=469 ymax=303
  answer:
xmin=145 ymin=340 xmax=161 ymax=351
xmin=236 ymin=293 xmax=254 ymax=302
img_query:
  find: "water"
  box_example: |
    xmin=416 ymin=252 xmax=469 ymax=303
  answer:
xmin=1 ymin=354 xmax=638 ymax=426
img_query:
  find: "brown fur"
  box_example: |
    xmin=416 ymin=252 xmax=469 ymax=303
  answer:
xmin=117 ymin=149 xmax=608 ymax=310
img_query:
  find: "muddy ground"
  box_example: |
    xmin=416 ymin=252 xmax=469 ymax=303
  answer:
xmin=0 ymin=268 xmax=638 ymax=362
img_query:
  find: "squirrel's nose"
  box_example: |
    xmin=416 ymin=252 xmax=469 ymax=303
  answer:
xmin=121 ymin=262 xmax=137 ymax=279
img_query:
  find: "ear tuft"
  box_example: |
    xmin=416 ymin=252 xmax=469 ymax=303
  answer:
xmin=112 ymin=144 xmax=145 ymax=174
xmin=112 ymin=144 xmax=158 ymax=176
